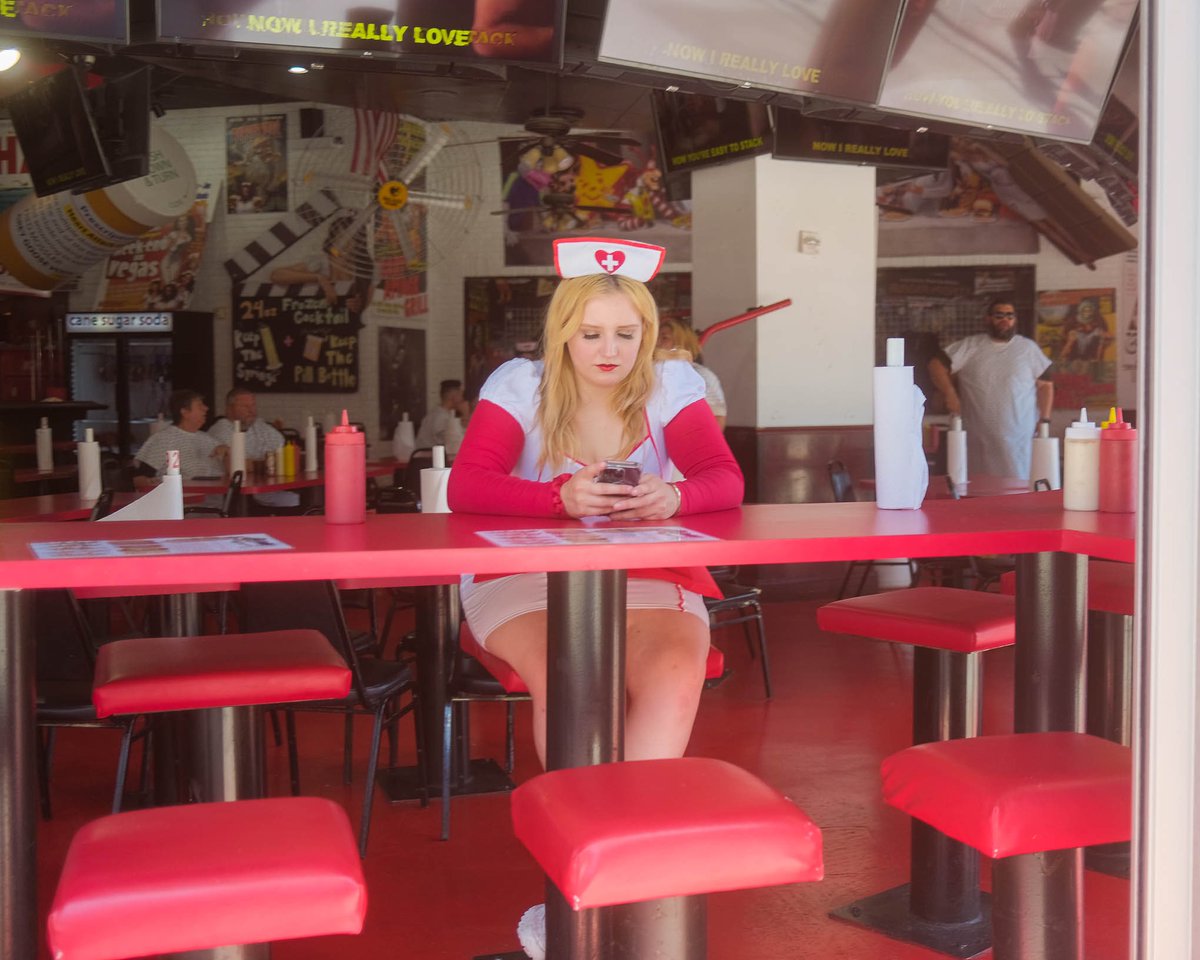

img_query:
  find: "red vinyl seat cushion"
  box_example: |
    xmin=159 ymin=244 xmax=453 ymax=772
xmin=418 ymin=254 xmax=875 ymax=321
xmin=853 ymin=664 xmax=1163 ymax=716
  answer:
xmin=881 ymin=732 xmax=1132 ymax=859
xmin=998 ymin=559 xmax=1134 ymax=616
xmin=460 ymin=624 xmax=726 ymax=693
xmin=93 ymin=629 xmax=350 ymax=717
xmin=48 ymin=797 xmax=366 ymax=960
xmin=816 ymin=587 xmax=1015 ymax=653
xmin=511 ymin=757 xmax=823 ymax=910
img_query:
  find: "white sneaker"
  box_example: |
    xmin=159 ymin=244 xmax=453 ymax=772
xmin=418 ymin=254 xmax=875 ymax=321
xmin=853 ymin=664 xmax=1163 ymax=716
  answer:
xmin=517 ymin=902 xmax=546 ymax=960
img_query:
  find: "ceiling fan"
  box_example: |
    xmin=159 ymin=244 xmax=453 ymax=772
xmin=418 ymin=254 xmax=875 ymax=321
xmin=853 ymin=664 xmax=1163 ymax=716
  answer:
xmin=500 ymin=105 xmax=640 ymax=167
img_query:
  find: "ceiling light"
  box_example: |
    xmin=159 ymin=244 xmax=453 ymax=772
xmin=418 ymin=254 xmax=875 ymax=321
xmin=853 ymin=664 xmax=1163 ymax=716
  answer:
xmin=0 ymin=49 xmax=21 ymax=72
xmin=916 ymin=126 xmax=928 ymax=134
xmin=288 ymin=64 xmax=309 ymax=74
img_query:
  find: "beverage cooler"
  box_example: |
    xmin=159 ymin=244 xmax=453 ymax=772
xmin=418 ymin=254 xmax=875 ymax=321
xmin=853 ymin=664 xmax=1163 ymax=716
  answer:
xmin=67 ymin=311 xmax=214 ymax=457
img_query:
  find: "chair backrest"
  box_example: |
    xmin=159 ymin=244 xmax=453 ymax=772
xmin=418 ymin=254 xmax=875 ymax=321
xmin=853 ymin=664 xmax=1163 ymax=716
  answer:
xmin=88 ymin=489 xmax=115 ymax=521
xmin=238 ymin=580 xmax=368 ymax=702
xmin=101 ymin=456 xmax=136 ymax=493
xmin=402 ymin=448 xmax=435 ymax=492
xmin=220 ymin=470 xmax=244 ymax=517
xmin=827 ymin=459 xmax=857 ymax=503
xmin=1033 ymin=478 xmax=1051 ymax=492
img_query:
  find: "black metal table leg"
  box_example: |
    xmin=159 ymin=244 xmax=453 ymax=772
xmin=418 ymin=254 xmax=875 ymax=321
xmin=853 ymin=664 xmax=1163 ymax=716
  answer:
xmin=0 ymin=589 xmax=35 ymax=960
xmin=1085 ymin=609 xmax=1133 ymax=877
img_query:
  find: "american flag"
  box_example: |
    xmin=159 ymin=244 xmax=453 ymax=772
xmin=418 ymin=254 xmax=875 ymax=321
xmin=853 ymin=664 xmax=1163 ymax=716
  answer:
xmin=352 ymin=109 xmax=400 ymax=180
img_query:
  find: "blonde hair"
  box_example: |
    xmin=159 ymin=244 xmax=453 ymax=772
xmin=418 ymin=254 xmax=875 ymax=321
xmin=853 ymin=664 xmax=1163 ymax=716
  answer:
xmin=537 ymin=274 xmax=659 ymax=471
xmin=658 ymin=317 xmax=702 ymax=362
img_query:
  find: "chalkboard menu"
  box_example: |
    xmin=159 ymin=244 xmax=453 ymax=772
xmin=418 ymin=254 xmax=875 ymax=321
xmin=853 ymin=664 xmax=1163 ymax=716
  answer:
xmin=232 ymin=282 xmax=364 ymax=393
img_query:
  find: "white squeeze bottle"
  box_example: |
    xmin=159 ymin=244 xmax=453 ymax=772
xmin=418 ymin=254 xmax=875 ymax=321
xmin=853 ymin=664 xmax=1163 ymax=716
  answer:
xmin=1062 ymin=407 xmax=1101 ymax=511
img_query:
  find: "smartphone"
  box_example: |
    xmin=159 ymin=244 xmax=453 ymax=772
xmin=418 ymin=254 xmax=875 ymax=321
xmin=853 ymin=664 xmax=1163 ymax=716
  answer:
xmin=594 ymin=459 xmax=642 ymax=486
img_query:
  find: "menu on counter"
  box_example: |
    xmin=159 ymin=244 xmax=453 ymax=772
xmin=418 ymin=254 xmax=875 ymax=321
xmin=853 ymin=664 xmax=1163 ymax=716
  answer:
xmin=476 ymin=526 xmax=717 ymax=548
xmin=31 ymin=533 xmax=292 ymax=560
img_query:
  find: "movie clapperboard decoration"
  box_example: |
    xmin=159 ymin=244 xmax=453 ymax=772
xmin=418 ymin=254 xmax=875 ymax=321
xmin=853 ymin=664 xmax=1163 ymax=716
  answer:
xmin=226 ymin=188 xmax=363 ymax=393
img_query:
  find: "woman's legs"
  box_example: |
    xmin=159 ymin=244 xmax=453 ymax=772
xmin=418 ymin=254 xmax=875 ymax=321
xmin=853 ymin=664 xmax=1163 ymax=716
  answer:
xmin=484 ymin=606 xmax=710 ymax=768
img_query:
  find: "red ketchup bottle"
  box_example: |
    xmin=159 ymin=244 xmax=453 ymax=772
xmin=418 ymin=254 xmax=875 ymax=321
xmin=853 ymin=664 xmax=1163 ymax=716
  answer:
xmin=324 ymin=410 xmax=366 ymax=524
xmin=1098 ymin=408 xmax=1137 ymax=513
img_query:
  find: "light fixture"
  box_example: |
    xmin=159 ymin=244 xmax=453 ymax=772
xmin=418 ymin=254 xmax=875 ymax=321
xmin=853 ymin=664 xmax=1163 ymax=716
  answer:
xmin=916 ymin=126 xmax=929 ymax=134
xmin=288 ymin=64 xmax=309 ymax=74
xmin=0 ymin=49 xmax=21 ymax=72
xmin=665 ymin=84 xmax=679 ymax=93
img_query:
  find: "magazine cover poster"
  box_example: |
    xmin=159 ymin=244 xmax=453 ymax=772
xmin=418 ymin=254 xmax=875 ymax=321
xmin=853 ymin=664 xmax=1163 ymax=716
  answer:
xmin=1036 ymin=288 xmax=1117 ymax=410
xmin=227 ymin=115 xmax=288 ymax=214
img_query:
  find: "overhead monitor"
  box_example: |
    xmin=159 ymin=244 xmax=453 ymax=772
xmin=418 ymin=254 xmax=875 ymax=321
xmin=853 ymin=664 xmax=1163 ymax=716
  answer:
xmin=877 ymin=0 xmax=1139 ymax=143
xmin=773 ymin=110 xmax=950 ymax=171
xmin=654 ymin=90 xmax=772 ymax=177
xmin=158 ymin=0 xmax=565 ymax=64
xmin=599 ymin=0 xmax=906 ymax=105
xmin=6 ymin=67 xmax=110 ymax=197
xmin=0 ymin=1 xmax=129 ymax=44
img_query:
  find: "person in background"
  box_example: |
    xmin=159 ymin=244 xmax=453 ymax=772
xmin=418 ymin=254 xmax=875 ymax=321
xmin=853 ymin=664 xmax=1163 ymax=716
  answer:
xmin=207 ymin=388 xmax=300 ymax=510
xmin=656 ymin=316 xmax=727 ymax=429
xmin=415 ymin=379 xmax=471 ymax=448
xmin=928 ymin=298 xmax=1054 ymax=479
xmin=133 ymin=389 xmax=227 ymax=479
xmin=448 ymin=237 xmax=743 ymax=960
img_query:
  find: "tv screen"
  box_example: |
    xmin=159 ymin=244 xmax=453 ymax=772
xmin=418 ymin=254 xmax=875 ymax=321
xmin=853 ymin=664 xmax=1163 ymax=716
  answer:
xmin=88 ymin=69 xmax=152 ymax=186
xmin=0 ymin=0 xmax=128 ymax=43
xmin=600 ymin=0 xmax=905 ymax=104
xmin=6 ymin=68 xmax=110 ymax=198
xmin=654 ymin=91 xmax=772 ymax=177
xmin=158 ymin=0 xmax=565 ymax=64
xmin=773 ymin=110 xmax=950 ymax=171
xmin=877 ymin=0 xmax=1139 ymax=143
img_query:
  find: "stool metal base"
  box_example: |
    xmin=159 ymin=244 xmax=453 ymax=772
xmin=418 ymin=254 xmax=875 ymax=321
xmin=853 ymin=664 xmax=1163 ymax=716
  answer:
xmin=829 ymin=883 xmax=992 ymax=959
xmin=1085 ymin=841 xmax=1131 ymax=879
xmin=377 ymin=757 xmax=514 ymax=803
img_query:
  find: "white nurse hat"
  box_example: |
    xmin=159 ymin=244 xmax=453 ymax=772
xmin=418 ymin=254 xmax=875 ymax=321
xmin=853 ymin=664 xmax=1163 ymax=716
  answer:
xmin=552 ymin=237 xmax=666 ymax=283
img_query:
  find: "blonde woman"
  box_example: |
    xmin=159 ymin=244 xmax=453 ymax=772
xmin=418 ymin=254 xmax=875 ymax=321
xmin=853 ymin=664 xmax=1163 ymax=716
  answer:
xmin=448 ymin=238 xmax=743 ymax=769
xmin=657 ymin=316 xmax=728 ymax=428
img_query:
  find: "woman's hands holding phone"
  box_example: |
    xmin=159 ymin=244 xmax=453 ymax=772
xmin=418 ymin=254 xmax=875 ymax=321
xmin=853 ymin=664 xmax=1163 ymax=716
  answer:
xmin=560 ymin=462 xmax=681 ymax=520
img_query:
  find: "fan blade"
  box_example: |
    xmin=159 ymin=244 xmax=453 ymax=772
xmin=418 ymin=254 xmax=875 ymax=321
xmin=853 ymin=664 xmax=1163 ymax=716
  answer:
xmin=388 ymin=208 xmax=416 ymax=267
xmin=398 ymin=123 xmax=450 ymax=185
xmin=329 ymin=205 xmax=377 ymax=264
xmin=575 ymin=204 xmax=634 ymax=214
xmin=408 ymin=190 xmax=476 ymax=211
xmin=564 ymin=132 xmax=641 ymax=146
xmin=491 ymin=205 xmax=545 ymax=215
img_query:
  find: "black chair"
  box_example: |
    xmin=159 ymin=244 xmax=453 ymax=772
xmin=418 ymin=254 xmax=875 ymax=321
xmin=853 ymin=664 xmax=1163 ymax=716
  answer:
xmin=440 ymin=622 xmax=530 ymax=841
xmin=34 ymin=589 xmax=144 ymax=818
xmin=827 ymin=459 xmax=914 ymax=597
xmin=705 ymin=568 xmax=772 ymax=699
xmin=238 ymin=580 xmax=422 ymax=857
xmin=185 ymin=470 xmax=244 ymax=518
xmin=87 ymin=489 xmax=115 ymax=521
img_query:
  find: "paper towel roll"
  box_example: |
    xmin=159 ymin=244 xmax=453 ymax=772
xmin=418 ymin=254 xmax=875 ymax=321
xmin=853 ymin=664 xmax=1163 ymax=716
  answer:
xmin=873 ymin=365 xmax=929 ymax=510
xmin=946 ymin=427 xmax=968 ymax=492
xmin=35 ymin=418 xmax=53 ymax=472
xmin=1031 ymin=436 xmax=1062 ymax=490
xmin=100 ymin=473 xmax=184 ymax=521
xmin=305 ymin=417 xmax=319 ymax=473
xmin=420 ymin=467 xmax=452 ymax=514
xmin=229 ymin=424 xmax=247 ymax=478
xmin=392 ymin=416 xmax=416 ymax=461
xmin=77 ymin=437 xmax=101 ymax=500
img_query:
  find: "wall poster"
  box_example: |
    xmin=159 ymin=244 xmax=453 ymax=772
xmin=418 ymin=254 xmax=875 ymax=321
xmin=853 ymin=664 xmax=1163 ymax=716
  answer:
xmin=500 ymin=139 xmax=692 ymax=267
xmin=1035 ymin=287 xmax=1118 ymax=411
xmin=231 ymin=280 xmax=363 ymax=392
xmin=226 ymin=114 xmax=288 ymax=214
xmin=464 ymin=273 xmax=692 ymax=400
xmin=378 ymin=326 xmax=427 ymax=443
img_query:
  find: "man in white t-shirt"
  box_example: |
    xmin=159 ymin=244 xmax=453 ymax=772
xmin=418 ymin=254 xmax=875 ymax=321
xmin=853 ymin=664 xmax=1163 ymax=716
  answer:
xmin=208 ymin=388 xmax=300 ymax=510
xmin=134 ymin=390 xmax=227 ymax=479
xmin=416 ymin=379 xmax=471 ymax=449
xmin=928 ymin=299 xmax=1055 ymax=479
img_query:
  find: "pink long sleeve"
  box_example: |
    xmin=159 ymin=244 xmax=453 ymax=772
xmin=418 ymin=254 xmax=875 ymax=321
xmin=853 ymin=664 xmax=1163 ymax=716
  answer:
xmin=664 ymin=399 xmax=743 ymax=514
xmin=447 ymin=400 xmax=568 ymax=517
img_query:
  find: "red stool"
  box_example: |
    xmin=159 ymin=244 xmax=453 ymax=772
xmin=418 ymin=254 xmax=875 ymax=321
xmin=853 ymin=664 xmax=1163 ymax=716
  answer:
xmin=93 ymin=630 xmax=350 ymax=808
xmin=512 ymin=757 xmax=822 ymax=957
xmin=48 ymin=797 xmax=366 ymax=960
xmin=440 ymin=626 xmax=729 ymax=840
xmin=882 ymin=732 xmax=1132 ymax=960
xmin=817 ymin=586 xmax=1016 ymax=955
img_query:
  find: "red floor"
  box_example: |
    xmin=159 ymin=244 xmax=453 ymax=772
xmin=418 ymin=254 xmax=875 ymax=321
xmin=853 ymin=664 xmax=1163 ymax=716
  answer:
xmin=34 ymin=597 xmax=1131 ymax=959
